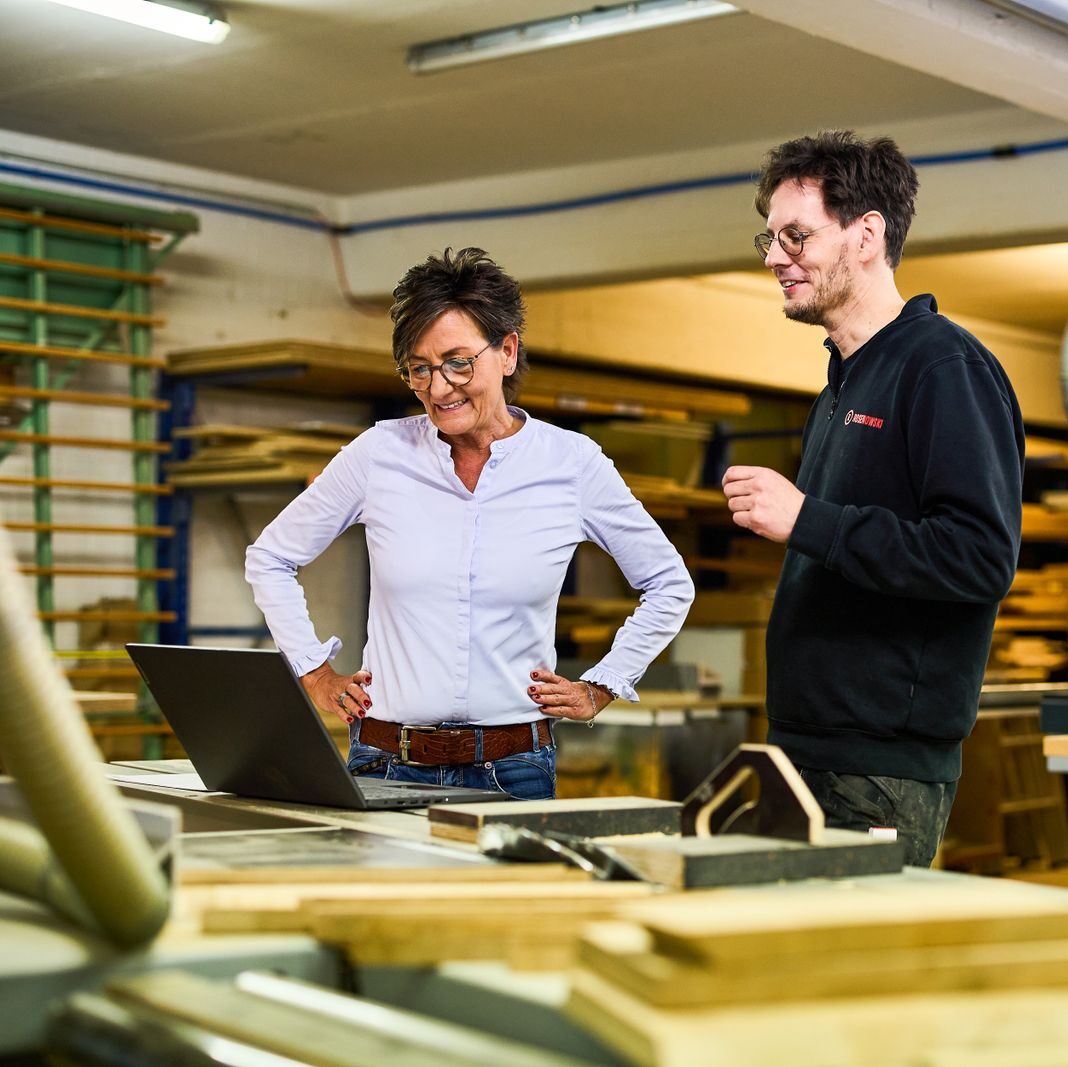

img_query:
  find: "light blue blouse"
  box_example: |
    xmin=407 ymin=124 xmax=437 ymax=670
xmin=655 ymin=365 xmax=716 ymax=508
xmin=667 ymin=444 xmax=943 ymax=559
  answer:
xmin=246 ymin=409 xmax=695 ymax=725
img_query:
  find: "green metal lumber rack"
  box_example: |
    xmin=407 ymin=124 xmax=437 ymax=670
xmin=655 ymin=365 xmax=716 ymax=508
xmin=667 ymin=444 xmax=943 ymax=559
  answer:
xmin=0 ymin=180 xmax=198 ymax=741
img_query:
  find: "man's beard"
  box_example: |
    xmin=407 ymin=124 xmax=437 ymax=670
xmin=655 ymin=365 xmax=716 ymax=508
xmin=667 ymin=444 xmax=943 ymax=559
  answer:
xmin=783 ymin=247 xmax=853 ymax=327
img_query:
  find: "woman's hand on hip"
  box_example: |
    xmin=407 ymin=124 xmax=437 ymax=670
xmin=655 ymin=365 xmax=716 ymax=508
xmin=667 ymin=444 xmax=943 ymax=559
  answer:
xmin=527 ymin=669 xmax=610 ymax=724
xmin=300 ymin=662 xmax=373 ymax=725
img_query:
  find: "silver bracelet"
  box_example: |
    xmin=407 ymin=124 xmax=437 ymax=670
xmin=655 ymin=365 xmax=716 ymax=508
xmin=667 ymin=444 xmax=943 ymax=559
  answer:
xmin=582 ymin=681 xmax=599 ymax=728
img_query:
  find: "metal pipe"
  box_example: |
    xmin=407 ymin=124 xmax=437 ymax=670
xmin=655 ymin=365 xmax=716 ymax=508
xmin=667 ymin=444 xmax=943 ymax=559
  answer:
xmin=0 ymin=520 xmax=169 ymax=945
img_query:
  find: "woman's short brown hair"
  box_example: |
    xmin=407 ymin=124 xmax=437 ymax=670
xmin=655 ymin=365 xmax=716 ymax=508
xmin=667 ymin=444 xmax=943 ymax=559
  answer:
xmin=390 ymin=247 xmax=528 ymax=403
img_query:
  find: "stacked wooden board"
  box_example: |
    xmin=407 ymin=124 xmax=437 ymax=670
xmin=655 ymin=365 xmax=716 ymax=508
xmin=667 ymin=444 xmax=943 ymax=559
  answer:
xmin=566 ymin=874 xmax=1068 ymax=1066
xmin=165 ymin=338 xmax=752 ymax=422
xmin=178 ymin=801 xmax=676 ymax=970
xmin=617 ymin=473 xmax=727 ymax=519
xmin=190 ymin=877 xmax=654 ymax=970
xmin=990 ymin=563 xmax=1068 ymax=681
xmin=165 ymin=422 xmax=360 ymax=487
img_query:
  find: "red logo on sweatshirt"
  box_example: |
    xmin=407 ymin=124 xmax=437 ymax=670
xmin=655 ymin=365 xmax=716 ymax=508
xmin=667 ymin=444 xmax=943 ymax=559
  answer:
xmin=844 ymin=409 xmax=884 ymax=429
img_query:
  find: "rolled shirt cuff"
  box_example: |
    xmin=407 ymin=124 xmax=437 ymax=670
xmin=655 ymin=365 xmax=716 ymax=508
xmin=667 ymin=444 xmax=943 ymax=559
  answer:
xmin=580 ymin=668 xmax=637 ymax=704
xmin=288 ymin=635 xmax=342 ymax=679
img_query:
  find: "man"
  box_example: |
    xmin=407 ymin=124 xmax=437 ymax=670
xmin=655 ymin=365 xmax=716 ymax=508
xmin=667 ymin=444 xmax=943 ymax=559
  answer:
xmin=722 ymin=131 xmax=1024 ymax=867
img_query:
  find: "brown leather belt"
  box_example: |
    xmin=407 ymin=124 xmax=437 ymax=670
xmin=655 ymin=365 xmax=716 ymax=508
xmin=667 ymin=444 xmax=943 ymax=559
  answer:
xmin=357 ymin=718 xmax=552 ymax=766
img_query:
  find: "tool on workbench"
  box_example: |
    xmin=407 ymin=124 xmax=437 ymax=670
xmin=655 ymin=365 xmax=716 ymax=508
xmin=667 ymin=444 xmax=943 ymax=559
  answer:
xmin=680 ymin=742 xmax=824 ymax=841
xmin=597 ymin=744 xmax=905 ymax=888
xmin=477 ymin=824 xmax=646 ymax=881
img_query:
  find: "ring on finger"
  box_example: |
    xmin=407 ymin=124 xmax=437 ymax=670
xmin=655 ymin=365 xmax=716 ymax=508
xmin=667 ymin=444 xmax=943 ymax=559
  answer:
xmin=336 ymin=692 xmax=349 ymax=710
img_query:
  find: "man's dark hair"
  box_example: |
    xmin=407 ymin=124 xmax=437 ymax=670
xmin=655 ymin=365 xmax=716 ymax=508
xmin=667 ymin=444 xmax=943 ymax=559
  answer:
xmin=754 ymin=131 xmax=918 ymax=269
xmin=390 ymin=247 xmax=528 ymax=403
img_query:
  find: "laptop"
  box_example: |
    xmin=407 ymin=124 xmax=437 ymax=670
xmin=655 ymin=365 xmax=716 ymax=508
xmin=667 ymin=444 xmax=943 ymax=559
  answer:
xmin=125 ymin=644 xmax=497 ymax=810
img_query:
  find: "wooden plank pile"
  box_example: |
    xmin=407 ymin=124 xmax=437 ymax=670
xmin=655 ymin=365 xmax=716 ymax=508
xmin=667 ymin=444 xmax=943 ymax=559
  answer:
xmin=165 ymin=422 xmax=360 ymax=487
xmin=990 ymin=564 xmax=1068 ymax=679
xmin=188 ymin=875 xmax=654 ymax=971
xmin=618 ymin=472 xmax=727 ymax=519
xmin=177 ymin=808 xmax=669 ymax=970
xmin=166 ymin=338 xmax=752 ymax=421
xmin=1020 ymin=503 xmax=1068 ymax=542
xmin=566 ymin=875 xmax=1068 ymax=1066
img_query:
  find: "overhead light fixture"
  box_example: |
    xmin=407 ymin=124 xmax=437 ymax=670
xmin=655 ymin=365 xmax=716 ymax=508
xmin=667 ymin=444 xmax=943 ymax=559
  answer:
xmin=40 ymin=0 xmax=230 ymax=44
xmin=981 ymin=0 xmax=1068 ymax=33
xmin=407 ymin=0 xmax=739 ymax=74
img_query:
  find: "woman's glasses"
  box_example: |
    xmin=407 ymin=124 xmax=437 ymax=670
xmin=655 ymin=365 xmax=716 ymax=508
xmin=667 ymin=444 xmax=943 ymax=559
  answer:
xmin=400 ymin=339 xmax=497 ymax=391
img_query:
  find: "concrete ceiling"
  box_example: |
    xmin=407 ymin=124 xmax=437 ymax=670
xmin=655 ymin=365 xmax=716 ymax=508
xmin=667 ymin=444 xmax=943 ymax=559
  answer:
xmin=1 ymin=0 xmax=1067 ymax=338
xmin=0 ymin=1 xmax=1012 ymax=194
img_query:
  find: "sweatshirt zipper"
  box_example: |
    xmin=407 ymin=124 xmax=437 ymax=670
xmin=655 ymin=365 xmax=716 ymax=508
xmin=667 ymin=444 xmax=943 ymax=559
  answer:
xmin=826 ymin=346 xmax=845 ymax=421
xmin=828 ymin=378 xmax=844 ymax=420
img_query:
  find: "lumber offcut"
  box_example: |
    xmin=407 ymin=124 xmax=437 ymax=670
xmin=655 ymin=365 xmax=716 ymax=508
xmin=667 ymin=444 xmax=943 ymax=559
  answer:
xmin=428 ymin=795 xmax=681 ymax=843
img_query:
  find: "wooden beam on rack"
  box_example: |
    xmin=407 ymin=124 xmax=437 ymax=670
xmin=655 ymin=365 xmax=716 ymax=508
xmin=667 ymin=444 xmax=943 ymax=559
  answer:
xmin=73 ymin=692 xmax=140 ymax=716
xmin=90 ymin=723 xmax=174 ymax=739
xmin=520 ymin=391 xmax=691 ymax=422
xmin=686 ymin=556 xmax=784 ymax=579
xmin=167 ymin=466 xmax=314 ymax=488
xmin=19 ymin=566 xmax=176 ymax=579
xmin=0 ymin=252 xmax=163 ymax=286
xmin=2 ymin=521 xmax=174 ymax=536
xmin=0 ymin=181 xmax=198 ymax=238
xmin=0 ymin=384 xmax=168 ymax=411
xmin=1022 ymin=503 xmax=1068 ymax=540
xmin=0 ymin=295 xmax=164 ymax=327
xmin=0 ymin=339 xmax=164 ymax=368
xmin=0 ymin=476 xmax=171 ymax=495
xmin=164 ymin=338 xmax=752 ymax=419
xmin=994 ymin=616 xmax=1068 ymax=633
xmin=39 ymin=610 xmax=177 ymax=623
xmin=63 ymin=665 xmax=140 ymax=681
xmin=526 ymin=364 xmax=751 ymax=419
xmin=0 ymin=206 xmax=161 ymax=244
xmin=0 ymin=430 xmax=169 ymax=452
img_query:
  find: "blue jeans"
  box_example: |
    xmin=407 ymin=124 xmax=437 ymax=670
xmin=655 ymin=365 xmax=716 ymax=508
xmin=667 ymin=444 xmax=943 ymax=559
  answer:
xmin=798 ymin=767 xmax=958 ymax=868
xmin=347 ymin=720 xmax=557 ymax=801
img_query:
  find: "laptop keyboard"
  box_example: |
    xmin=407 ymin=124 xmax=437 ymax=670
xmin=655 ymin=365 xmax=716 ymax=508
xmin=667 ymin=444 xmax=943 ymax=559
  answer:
xmin=357 ymin=781 xmax=458 ymax=799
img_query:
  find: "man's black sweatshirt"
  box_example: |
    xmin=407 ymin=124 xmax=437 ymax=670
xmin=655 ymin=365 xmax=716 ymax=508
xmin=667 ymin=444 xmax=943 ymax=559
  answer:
xmin=766 ymin=294 xmax=1024 ymax=782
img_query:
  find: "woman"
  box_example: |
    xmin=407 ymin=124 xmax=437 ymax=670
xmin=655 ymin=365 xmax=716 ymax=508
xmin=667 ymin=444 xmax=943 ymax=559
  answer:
xmin=246 ymin=248 xmax=694 ymax=800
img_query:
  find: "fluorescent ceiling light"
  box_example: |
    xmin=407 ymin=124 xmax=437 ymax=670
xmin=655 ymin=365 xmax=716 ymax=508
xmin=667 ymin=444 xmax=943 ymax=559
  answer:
xmin=407 ymin=0 xmax=739 ymax=74
xmin=982 ymin=0 xmax=1068 ymax=32
xmin=41 ymin=0 xmax=230 ymax=44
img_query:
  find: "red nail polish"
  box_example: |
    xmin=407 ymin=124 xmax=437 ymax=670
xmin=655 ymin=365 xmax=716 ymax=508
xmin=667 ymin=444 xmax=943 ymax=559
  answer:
xmin=364 ymin=700 xmax=372 ymax=709
xmin=358 ymin=709 xmax=366 ymax=719
xmin=347 ymin=716 xmax=354 ymax=724
xmin=531 ymin=672 xmax=539 ymax=679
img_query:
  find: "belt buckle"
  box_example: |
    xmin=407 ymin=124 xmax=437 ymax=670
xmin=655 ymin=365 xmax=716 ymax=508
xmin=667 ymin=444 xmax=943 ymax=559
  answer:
xmin=398 ymin=724 xmax=439 ymax=766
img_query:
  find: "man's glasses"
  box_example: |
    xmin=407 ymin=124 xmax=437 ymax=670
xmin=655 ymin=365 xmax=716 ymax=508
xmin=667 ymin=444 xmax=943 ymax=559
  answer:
xmin=400 ymin=338 xmax=497 ymax=391
xmin=754 ymin=221 xmax=837 ymax=262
